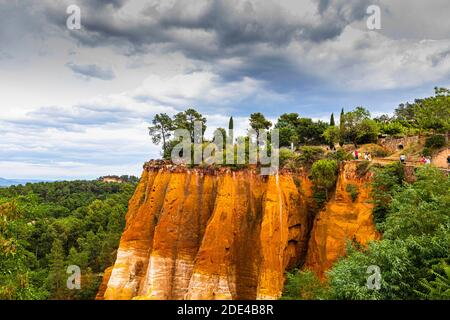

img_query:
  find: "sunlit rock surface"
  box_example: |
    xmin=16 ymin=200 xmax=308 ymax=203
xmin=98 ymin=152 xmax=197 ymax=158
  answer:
xmin=99 ymin=161 xmax=378 ymax=300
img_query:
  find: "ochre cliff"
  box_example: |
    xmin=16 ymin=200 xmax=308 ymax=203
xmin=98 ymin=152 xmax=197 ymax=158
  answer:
xmin=99 ymin=161 xmax=378 ymax=300
xmin=304 ymin=161 xmax=380 ymax=277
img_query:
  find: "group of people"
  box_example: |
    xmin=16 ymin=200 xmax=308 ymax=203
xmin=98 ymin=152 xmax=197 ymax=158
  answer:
xmin=353 ymin=150 xmax=372 ymax=161
xmin=420 ymin=155 xmax=432 ymax=165
xmin=400 ymin=154 xmax=431 ymax=165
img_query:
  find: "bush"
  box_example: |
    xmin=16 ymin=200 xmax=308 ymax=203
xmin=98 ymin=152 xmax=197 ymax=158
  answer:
xmin=422 ymin=147 xmax=432 ymax=157
xmin=363 ymin=144 xmax=389 ymax=158
xmin=279 ymin=148 xmax=299 ymax=169
xmin=328 ymin=167 xmax=450 ymax=300
xmin=356 ymin=161 xmax=371 ymax=177
xmin=419 ymin=263 xmax=450 ymax=300
xmin=327 ymin=149 xmax=352 ymax=162
xmin=311 ymin=159 xmax=338 ymax=206
xmin=370 ymin=162 xmax=405 ymax=230
xmin=281 ymin=269 xmax=330 ymax=300
xmin=425 ymin=135 xmax=446 ymax=149
xmin=346 ymin=184 xmax=359 ymax=202
xmin=298 ymin=146 xmax=325 ymax=165
xmin=311 ymin=160 xmax=338 ymax=190
xmin=380 ymin=121 xmax=405 ymax=136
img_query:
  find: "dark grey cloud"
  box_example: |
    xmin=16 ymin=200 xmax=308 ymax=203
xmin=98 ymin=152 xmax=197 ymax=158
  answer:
xmin=66 ymin=62 xmax=116 ymax=80
xmin=43 ymin=0 xmax=373 ymax=56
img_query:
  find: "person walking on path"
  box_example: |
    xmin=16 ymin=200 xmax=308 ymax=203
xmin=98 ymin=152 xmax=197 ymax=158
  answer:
xmin=400 ymin=154 xmax=406 ymax=164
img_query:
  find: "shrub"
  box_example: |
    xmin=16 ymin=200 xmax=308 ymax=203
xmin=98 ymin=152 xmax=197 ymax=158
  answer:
xmin=418 ymin=263 xmax=450 ymax=300
xmin=279 ymin=148 xmax=299 ymax=168
xmin=281 ymin=269 xmax=330 ymax=300
xmin=370 ymin=162 xmax=405 ymax=230
xmin=356 ymin=161 xmax=371 ymax=177
xmin=311 ymin=160 xmax=338 ymax=190
xmin=365 ymin=144 xmax=389 ymax=158
xmin=425 ymin=135 xmax=446 ymax=149
xmin=380 ymin=121 xmax=405 ymax=136
xmin=422 ymin=147 xmax=432 ymax=157
xmin=346 ymin=184 xmax=359 ymax=202
xmin=311 ymin=159 xmax=338 ymax=205
xmin=327 ymin=149 xmax=352 ymax=162
xmin=298 ymin=146 xmax=325 ymax=165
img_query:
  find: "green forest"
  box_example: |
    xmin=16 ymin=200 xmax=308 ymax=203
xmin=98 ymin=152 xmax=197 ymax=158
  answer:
xmin=0 ymin=180 xmax=137 ymax=299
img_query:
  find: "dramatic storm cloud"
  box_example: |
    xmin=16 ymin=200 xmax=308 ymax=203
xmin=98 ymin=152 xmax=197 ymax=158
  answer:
xmin=0 ymin=0 xmax=449 ymax=179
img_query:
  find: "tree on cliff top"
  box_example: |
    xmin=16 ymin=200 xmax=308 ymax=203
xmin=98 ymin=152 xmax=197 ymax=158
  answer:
xmin=414 ymin=87 xmax=450 ymax=137
xmin=173 ymin=108 xmax=207 ymax=143
xmin=148 ymin=113 xmax=175 ymax=159
xmin=311 ymin=159 xmax=338 ymax=201
xmin=343 ymin=107 xmax=378 ymax=147
xmin=339 ymin=108 xmax=345 ymax=147
xmin=249 ymin=112 xmax=272 ymax=140
xmin=275 ymin=113 xmax=300 ymax=149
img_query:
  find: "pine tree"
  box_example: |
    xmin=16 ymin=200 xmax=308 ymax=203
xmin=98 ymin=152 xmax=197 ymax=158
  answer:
xmin=48 ymin=239 xmax=66 ymax=299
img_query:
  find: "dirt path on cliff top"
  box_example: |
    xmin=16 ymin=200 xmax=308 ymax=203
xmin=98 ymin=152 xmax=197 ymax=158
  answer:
xmin=365 ymin=156 xmax=449 ymax=172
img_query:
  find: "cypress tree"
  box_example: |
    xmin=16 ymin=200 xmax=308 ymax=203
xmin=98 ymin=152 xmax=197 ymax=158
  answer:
xmin=228 ymin=116 xmax=234 ymax=142
xmin=330 ymin=113 xmax=335 ymax=126
xmin=339 ymin=108 xmax=345 ymax=147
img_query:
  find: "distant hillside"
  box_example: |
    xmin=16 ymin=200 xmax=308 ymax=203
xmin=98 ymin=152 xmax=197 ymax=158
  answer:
xmin=0 ymin=178 xmax=52 ymax=187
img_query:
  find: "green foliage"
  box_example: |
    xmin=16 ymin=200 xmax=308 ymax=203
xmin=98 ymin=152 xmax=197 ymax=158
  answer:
xmin=383 ymin=166 xmax=450 ymax=239
xmin=0 ymin=179 xmax=135 ymax=300
xmin=148 ymin=113 xmax=175 ymax=159
xmin=275 ymin=113 xmax=300 ymax=148
xmin=249 ymin=112 xmax=272 ymax=138
xmin=279 ymin=148 xmax=299 ymax=169
xmin=173 ymin=108 xmax=207 ymax=143
xmin=346 ymin=184 xmax=359 ymax=202
xmin=356 ymin=161 xmax=371 ymax=177
xmin=418 ymin=264 xmax=450 ymax=299
xmin=311 ymin=159 xmax=338 ymax=206
xmin=298 ymin=146 xmax=325 ymax=165
xmin=365 ymin=144 xmax=389 ymax=158
xmin=330 ymin=113 xmax=335 ymax=127
xmin=311 ymin=159 xmax=338 ymax=190
xmin=327 ymin=167 xmax=450 ymax=300
xmin=424 ymin=135 xmax=446 ymax=149
xmin=322 ymin=126 xmax=340 ymax=149
xmin=415 ymin=87 xmax=450 ymax=133
xmin=297 ymin=118 xmax=328 ymax=145
xmin=281 ymin=269 xmax=330 ymax=300
xmin=370 ymin=162 xmax=405 ymax=229
xmin=339 ymin=108 xmax=345 ymax=147
xmin=328 ymin=227 xmax=450 ymax=300
xmin=275 ymin=113 xmax=328 ymax=147
xmin=327 ymin=149 xmax=352 ymax=162
xmin=379 ymin=121 xmax=405 ymax=137
xmin=342 ymin=107 xmax=379 ymax=146
xmin=422 ymin=147 xmax=432 ymax=157
xmin=228 ymin=116 xmax=234 ymax=143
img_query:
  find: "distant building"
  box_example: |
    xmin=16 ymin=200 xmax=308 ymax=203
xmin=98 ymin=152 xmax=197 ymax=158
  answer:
xmin=99 ymin=176 xmax=124 ymax=184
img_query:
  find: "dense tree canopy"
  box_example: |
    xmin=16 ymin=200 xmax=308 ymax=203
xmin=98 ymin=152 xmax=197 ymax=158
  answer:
xmin=0 ymin=180 xmax=136 ymax=300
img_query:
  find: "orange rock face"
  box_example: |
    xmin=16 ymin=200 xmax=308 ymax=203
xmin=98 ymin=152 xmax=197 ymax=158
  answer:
xmin=99 ymin=161 xmax=378 ymax=300
xmin=304 ymin=161 xmax=380 ymax=277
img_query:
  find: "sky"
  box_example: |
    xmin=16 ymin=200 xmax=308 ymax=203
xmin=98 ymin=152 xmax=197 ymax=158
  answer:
xmin=0 ymin=0 xmax=449 ymax=179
